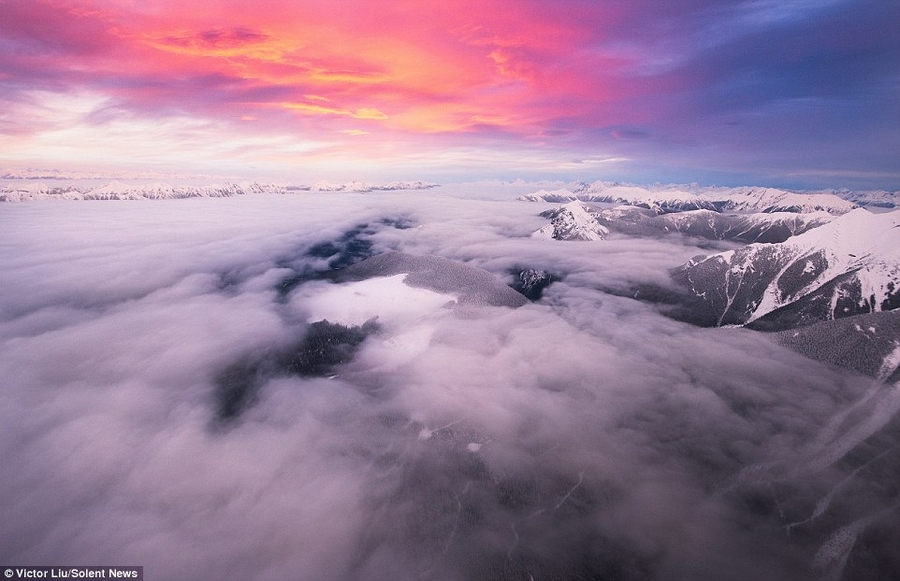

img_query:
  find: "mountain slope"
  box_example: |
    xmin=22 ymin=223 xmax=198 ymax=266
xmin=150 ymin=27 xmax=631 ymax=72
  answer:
xmin=770 ymin=310 xmax=900 ymax=382
xmin=327 ymin=251 xmax=529 ymax=308
xmin=672 ymin=209 xmax=900 ymax=327
xmin=707 ymin=187 xmax=857 ymax=214
xmin=0 ymin=180 xmax=438 ymax=201
xmin=520 ymin=185 xmax=716 ymax=213
xmin=594 ymin=207 xmax=835 ymax=244
xmin=533 ymin=202 xmax=834 ymax=244
xmin=532 ymin=202 xmax=609 ymax=241
xmin=519 ymin=183 xmax=857 ymax=215
xmin=0 ymin=181 xmax=289 ymax=201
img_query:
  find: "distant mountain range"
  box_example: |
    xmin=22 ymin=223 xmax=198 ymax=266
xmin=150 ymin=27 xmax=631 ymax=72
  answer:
xmin=520 ymin=181 xmax=896 ymax=212
xmin=534 ymin=202 xmax=836 ymax=244
xmin=0 ymin=180 xmax=438 ymax=201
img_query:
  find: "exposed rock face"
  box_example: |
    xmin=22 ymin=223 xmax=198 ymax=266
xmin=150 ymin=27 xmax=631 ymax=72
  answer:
xmin=532 ymin=202 xmax=609 ymax=241
xmin=0 ymin=180 xmax=438 ymax=201
xmin=519 ymin=183 xmax=858 ymax=215
xmin=532 ymin=202 xmax=834 ymax=245
xmin=651 ymin=210 xmax=834 ymax=243
xmin=510 ymin=268 xmax=554 ymax=301
xmin=670 ymin=209 xmax=900 ymax=328
xmin=520 ymin=185 xmax=716 ymax=213
xmin=706 ymin=187 xmax=857 ymax=214
xmin=592 ymin=207 xmax=834 ymax=244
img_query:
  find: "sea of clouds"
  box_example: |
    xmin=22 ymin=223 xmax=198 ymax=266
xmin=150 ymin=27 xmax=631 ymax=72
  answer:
xmin=1 ymin=186 xmax=897 ymax=580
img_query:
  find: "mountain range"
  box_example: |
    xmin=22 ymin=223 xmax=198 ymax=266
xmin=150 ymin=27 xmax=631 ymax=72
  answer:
xmin=534 ymin=202 xmax=837 ymax=244
xmin=528 ymin=195 xmax=900 ymax=384
xmin=0 ymin=180 xmax=437 ymax=201
xmin=520 ymin=182 xmax=868 ymax=214
xmin=672 ymin=208 xmax=900 ymax=329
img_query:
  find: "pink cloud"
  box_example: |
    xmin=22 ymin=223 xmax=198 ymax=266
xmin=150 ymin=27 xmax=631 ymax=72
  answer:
xmin=2 ymin=0 xmax=645 ymax=137
xmin=2 ymin=0 xmax=895 ymax=187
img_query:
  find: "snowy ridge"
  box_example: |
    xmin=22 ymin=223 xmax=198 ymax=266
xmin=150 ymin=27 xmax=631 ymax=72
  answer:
xmin=518 ymin=189 xmax=581 ymax=203
xmin=0 ymin=181 xmax=288 ymax=201
xmin=821 ymin=189 xmax=899 ymax=209
xmin=310 ymin=180 xmax=438 ymax=192
xmin=624 ymin=208 xmax=835 ymax=243
xmin=536 ymin=204 xmax=834 ymax=244
xmin=675 ymin=208 xmax=900 ymax=326
xmin=533 ymin=202 xmax=609 ymax=241
xmin=520 ymin=183 xmax=715 ymax=213
xmin=0 ymin=180 xmax=438 ymax=201
xmin=708 ymin=187 xmax=856 ymax=215
xmin=520 ymin=182 xmax=859 ymax=215
xmin=752 ymin=209 xmax=900 ymax=320
xmin=659 ymin=209 xmax=832 ymax=233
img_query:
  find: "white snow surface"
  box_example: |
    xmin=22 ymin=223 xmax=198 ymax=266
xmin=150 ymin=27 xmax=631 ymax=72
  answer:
xmin=0 ymin=180 xmax=438 ymax=201
xmin=701 ymin=208 xmax=900 ymax=322
xmin=521 ymin=184 xmax=712 ymax=213
xmin=712 ymin=187 xmax=856 ymax=215
xmin=533 ymin=201 xmax=609 ymax=241
xmin=294 ymin=274 xmax=457 ymax=327
xmin=293 ymin=274 xmax=457 ymax=372
xmin=520 ymin=182 xmax=859 ymax=215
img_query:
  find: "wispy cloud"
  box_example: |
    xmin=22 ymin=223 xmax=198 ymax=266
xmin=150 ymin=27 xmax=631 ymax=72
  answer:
xmin=0 ymin=0 xmax=896 ymax=187
xmin=2 ymin=191 xmax=896 ymax=579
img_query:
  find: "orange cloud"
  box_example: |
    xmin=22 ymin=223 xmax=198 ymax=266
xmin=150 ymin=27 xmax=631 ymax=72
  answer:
xmin=0 ymin=0 xmax=665 ymax=174
xmin=280 ymin=102 xmax=388 ymax=121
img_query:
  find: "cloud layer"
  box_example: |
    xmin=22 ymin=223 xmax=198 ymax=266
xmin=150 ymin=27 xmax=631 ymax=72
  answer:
xmin=1 ymin=190 xmax=897 ymax=580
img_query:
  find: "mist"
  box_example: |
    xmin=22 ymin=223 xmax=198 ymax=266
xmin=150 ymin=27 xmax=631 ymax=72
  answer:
xmin=1 ymin=189 xmax=897 ymax=580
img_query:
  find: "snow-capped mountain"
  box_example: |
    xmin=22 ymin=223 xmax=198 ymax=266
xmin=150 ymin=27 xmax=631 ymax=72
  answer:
xmin=518 ymin=188 xmax=585 ymax=203
xmin=88 ymin=181 xmax=288 ymax=200
xmin=0 ymin=181 xmax=85 ymax=201
xmin=0 ymin=180 xmax=438 ymax=201
xmin=0 ymin=181 xmax=289 ymax=201
xmin=596 ymin=207 xmax=835 ymax=244
xmin=520 ymin=182 xmax=858 ymax=215
xmin=706 ymin=187 xmax=857 ymax=215
xmin=291 ymin=179 xmax=437 ymax=193
xmin=520 ymin=184 xmax=717 ymax=213
xmin=532 ymin=202 xmax=609 ymax=241
xmin=533 ymin=202 xmax=834 ymax=244
xmin=653 ymin=209 xmax=835 ymax=243
xmin=671 ymin=208 xmax=900 ymax=328
xmin=576 ymin=182 xmax=719 ymax=213
xmin=822 ymin=189 xmax=899 ymax=209
xmin=310 ymin=180 xmax=373 ymax=192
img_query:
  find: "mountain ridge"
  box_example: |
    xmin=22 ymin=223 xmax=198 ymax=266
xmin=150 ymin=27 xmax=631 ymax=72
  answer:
xmin=671 ymin=208 xmax=900 ymax=327
xmin=520 ymin=182 xmax=862 ymax=215
xmin=0 ymin=180 xmax=438 ymax=201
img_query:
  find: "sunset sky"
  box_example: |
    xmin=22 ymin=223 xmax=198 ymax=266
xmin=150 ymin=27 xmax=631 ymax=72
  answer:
xmin=1 ymin=0 xmax=898 ymax=187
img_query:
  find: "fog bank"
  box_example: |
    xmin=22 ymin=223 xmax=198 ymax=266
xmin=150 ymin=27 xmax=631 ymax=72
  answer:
xmin=1 ymin=191 xmax=897 ymax=580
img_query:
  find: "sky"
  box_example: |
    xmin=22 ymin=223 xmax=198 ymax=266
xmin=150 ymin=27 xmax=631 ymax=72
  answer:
xmin=0 ymin=0 xmax=898 ymax=188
